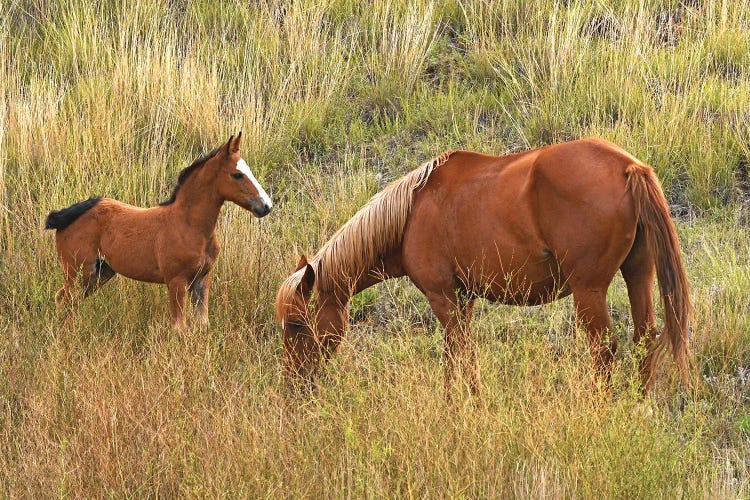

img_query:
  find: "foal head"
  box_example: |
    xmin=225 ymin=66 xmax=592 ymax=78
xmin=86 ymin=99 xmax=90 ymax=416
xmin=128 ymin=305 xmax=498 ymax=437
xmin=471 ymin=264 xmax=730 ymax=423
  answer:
xmin=212 ymin=133 xmax=272 ymax=217
xmin=275 ymin=256 xmax=348 ymax=381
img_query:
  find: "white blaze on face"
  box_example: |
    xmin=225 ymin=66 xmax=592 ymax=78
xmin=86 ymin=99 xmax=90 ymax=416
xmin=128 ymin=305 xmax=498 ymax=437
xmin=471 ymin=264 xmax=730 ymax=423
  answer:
xmin=236 ymin=158 xmax=272 ymax=208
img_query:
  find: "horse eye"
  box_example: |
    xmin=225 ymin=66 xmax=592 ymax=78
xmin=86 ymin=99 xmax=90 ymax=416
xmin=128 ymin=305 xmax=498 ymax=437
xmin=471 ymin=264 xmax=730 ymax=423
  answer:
xmin=289 ymin=321 xmax=305 ymax=332
xmin=232 ymin=172 xmax=244 ymax=180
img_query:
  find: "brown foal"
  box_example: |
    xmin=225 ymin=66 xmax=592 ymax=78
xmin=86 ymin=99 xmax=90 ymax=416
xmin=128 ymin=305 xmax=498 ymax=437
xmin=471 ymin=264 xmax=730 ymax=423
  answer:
xmin=46 ymin=133 xmax=272 ymax=329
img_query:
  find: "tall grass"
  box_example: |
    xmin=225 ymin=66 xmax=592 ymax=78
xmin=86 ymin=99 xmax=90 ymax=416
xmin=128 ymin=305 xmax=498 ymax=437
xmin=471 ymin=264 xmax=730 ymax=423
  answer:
xmin=1 ymin=0 xmax=750 ymax=496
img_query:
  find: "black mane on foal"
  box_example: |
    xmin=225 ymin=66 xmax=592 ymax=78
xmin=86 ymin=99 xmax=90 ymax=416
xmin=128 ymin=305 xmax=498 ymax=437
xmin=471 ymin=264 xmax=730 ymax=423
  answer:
xmin=159 ymin=147 xmax=221 ymax=206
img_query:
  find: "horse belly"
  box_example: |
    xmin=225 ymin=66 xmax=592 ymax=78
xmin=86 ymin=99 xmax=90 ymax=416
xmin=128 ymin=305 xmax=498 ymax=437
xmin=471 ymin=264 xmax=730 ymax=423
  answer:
xmin=103 ymin=250 xmax=164 ymax=283
xmin=445 ymin=181 xmax=566 ymax=304
xmin=98 ymin=222 xmax=164 ymax=283
xmin=462 ymin=253 xmax=571 ymax=305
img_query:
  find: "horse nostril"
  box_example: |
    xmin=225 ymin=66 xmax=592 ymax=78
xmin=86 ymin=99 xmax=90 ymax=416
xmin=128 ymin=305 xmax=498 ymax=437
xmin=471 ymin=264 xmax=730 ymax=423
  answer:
xmin=248 ymin=196 xmax=272 ymax=217
xmin=253 ymin=202 xmax=271 ymax=217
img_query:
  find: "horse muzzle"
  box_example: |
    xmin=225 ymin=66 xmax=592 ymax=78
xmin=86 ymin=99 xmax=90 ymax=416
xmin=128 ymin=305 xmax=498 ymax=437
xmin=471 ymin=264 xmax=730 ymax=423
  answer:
xmin=249 ymin=197 xmax=272 ymax=218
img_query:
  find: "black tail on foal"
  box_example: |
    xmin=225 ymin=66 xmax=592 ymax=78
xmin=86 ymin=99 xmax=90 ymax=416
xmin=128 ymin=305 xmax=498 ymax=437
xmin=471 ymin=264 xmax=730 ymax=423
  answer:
xmin=45 ymin=197 xmax=102 ymax=231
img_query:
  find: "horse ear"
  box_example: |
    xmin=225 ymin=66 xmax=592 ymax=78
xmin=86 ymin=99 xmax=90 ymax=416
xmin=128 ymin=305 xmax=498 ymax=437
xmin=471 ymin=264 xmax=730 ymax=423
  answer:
xmin=231 ymin=131 xmax=242 ymax=153
xmin=297 ymin=263 xmax=315 ymax=294
xmin=296 ymin=254 xmax=308 ymax=271
xmin=225 ymin=135 xmax=234 ymax=155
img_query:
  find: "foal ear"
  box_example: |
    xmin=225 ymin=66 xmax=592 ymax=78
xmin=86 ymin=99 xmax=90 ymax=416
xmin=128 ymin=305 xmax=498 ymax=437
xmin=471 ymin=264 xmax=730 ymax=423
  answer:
xmin=225 ymin=134 xmax=234 ymax=155
xmin=231 ymin=131 xmax=242 ymax=153
xmin=296 ymin=254 xmax=308 ymax=271
xmin=297 ymin=263 xmax=316 ymax=294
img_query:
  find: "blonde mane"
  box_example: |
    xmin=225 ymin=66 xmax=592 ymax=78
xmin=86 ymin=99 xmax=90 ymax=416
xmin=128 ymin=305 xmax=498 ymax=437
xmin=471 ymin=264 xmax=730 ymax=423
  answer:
xmin=276 ymin=150 xmax=456 ymax=317
xmin=314 ymin=150 xmax=457 ymax=291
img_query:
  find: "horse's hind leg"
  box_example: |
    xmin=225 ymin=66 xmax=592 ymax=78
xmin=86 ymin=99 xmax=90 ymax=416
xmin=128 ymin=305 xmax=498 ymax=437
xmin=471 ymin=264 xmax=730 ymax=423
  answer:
xmin=544 ymin=223 xmax=632 ymax=383
xmin=54 ymin=258 xmax=93 ymax=329
xmin=620 ymin=227 xmax=659 ymax=392
xmin=570 ymin=287 xmax=616 ymax=380
xmin=82 ymin=257 xmax=117 ymax=297
xmin=55 ymin=256 xmax=115 ymax=311
xmin=55 ymin=261 xmax=78 ymax=309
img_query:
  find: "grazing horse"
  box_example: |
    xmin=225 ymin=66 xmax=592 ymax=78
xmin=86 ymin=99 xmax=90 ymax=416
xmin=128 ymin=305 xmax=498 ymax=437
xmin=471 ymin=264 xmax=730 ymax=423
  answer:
xmin=276 ymin=138 xmax=691 ymax=395
xmin=46 ymin=133 xmax=272 ymax=328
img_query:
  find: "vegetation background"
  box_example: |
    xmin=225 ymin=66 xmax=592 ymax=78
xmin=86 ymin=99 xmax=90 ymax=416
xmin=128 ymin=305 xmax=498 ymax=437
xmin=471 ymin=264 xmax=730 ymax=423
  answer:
xmin=1 ymin=0 xmax=749 ymax=496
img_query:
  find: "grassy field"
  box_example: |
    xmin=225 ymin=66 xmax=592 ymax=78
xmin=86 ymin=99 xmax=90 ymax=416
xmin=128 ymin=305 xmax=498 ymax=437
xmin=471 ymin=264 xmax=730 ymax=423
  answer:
xmin=1 ymin=0 xmax=750 ymax=496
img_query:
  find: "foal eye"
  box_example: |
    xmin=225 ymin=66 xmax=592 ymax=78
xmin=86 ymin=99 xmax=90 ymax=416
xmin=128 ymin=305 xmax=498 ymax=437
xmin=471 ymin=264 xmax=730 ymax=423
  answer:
xmin=232 ymin=172 xmax=244 ymax=180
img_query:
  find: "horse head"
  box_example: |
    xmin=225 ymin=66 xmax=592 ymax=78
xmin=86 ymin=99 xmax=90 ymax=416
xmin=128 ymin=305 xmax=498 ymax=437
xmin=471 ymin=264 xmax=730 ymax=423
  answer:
xmin=213 ymin=132 xmax=272 ymax=218
xmin=275 ymin=255 xmax=348 ymax=382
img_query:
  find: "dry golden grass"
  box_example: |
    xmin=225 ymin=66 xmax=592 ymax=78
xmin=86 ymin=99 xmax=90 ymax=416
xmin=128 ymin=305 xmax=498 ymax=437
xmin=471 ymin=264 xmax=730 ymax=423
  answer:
xmin=1 ymin=0 xmax=750 ymax=496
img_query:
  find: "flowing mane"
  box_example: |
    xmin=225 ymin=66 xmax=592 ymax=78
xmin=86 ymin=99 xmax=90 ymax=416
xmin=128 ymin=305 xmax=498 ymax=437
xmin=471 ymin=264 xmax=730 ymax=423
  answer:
xmin=159 ymin=147 xmax=221 ymax=206
xmin=277 ymin=150 xmax=457 ymax=310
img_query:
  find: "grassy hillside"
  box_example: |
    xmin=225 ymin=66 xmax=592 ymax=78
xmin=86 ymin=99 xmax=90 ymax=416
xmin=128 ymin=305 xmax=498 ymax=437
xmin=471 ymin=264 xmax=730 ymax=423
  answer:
xmin=1 ymin=0 xmax=749 ymax=496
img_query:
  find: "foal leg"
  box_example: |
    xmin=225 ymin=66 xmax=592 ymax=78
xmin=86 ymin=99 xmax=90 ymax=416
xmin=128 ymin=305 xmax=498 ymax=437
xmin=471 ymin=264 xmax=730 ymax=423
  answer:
xmin=167 ymin=277 xmax=189 ymax=331
xmin=189 ymin=274 xmax=211 ymax=326
xmin=82 ymin=258 xmax=117 ymax=298
xmin=55 ymin=257 xmax=116 ymax=328
xmin=426 ymin=291 xmax=480 ymax=399
xmin=55 ymin=261 xmax=78 ymax=309
xmin=620 ymin=231 xmax=659 ymax=392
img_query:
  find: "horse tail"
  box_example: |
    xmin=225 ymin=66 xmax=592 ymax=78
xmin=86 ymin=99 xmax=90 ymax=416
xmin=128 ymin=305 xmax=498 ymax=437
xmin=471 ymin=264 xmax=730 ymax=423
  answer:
xmin=45 ymin=197 xmax=102 ymax=231
xmin=626 ymin=164 xmax=692 ymax=384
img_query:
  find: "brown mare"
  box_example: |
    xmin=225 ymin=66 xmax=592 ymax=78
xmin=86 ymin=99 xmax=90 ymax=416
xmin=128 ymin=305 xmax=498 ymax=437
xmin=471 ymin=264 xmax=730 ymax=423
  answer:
xmin=276 ymin=138 xmax=691 ymax=395
xmin=46 ymin=133 xmax=272 ymax=328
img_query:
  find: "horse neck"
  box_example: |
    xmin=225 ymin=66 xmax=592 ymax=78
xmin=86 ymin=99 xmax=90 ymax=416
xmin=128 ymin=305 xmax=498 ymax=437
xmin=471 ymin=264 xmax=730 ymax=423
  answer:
xmin=171 ymin=168 xmax=224 ymax=236
xmin=314 ymin=250 xmax=405 ymax=303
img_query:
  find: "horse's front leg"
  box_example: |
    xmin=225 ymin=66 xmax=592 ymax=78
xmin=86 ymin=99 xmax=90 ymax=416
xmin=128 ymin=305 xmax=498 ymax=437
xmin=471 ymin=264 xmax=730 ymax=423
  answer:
xmin=166 ymin=277 xmax=189 ymax=331
xmin=426 ymin=290 xmax=479 ymax=400
xmin=189 ymin=273 xmax=211 ymax=327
